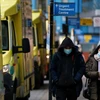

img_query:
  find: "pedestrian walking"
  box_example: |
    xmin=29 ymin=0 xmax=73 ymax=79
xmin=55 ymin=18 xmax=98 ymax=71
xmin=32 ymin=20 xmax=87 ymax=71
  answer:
xmin=50 ymin=37 xmax=85 ymax=100
xmin=85 ymin=45 xmax=100 ymax=100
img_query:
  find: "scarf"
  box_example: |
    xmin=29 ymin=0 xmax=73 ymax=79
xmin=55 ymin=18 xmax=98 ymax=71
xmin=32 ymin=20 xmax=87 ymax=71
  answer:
xmin=94 ymin=54 xmax=100 ymax=80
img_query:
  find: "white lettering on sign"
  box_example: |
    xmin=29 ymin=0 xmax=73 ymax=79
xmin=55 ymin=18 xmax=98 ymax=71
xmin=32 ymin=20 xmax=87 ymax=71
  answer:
xmin=55 ymin=3 xmax=75 ymax=16
xmin=59 ymin=8 xmax=74 ymax=11
xmin=58 ymin=11 xmax=68 ymax=14
xmin=59 ymin=5 xmax=69 ymax=8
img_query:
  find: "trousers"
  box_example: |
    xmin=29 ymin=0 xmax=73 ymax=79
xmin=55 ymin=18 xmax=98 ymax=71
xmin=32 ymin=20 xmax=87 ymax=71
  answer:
xmin=56 ymin=87 xmax=77 ymax=100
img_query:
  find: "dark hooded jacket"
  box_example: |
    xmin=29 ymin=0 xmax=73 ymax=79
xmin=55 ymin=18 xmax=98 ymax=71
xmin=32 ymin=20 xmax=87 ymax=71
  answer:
xmin=85 ymin=45 xmax=100 ymax=100
xmin=50 ymin=37 xmax=85 ymax=97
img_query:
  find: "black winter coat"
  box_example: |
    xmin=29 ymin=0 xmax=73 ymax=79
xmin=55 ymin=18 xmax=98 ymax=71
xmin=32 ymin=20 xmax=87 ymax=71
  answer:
xmin=50 ymin=37 xmax=85 ymax=97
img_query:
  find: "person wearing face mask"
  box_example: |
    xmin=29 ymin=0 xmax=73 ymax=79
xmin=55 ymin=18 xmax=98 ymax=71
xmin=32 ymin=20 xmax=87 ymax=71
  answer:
xmin=50 ymin=37 xmax=85 ymax=100
xmin=85 ymin=45 xmax=100 ymax=100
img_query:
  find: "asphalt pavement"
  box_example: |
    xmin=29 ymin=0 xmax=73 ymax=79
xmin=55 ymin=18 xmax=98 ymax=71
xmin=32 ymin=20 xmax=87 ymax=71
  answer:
xmin=29 ymin=76 xmax=88 ymax=100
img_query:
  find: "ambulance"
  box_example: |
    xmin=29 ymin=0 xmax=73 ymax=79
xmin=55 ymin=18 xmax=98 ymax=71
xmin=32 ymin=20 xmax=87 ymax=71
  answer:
xmin=1 ymin=0 xmax=34 ymax=99
xmin=32 ymin=10 xmax=47 ymax=88
xmin=0 ymin=3 xmax=4 ymax=99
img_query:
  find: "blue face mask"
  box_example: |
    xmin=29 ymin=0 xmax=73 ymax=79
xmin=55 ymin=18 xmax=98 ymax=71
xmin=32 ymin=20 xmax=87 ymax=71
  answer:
xmin=64 ymin=49 xmax=72 ymax=55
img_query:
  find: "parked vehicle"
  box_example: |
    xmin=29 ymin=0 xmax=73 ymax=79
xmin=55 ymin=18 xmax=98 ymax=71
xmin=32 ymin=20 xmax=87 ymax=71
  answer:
xmin=1 ymin=0 xmax=34 ymax=99
xmin=32 ymin=9 xmax=47 ymax=88
xmin=0 ymin=7 xmax=4 ymax=100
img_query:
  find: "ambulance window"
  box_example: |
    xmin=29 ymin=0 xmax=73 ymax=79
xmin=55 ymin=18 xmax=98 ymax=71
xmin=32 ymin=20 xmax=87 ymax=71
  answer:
xmin=33 ymin=27 xmax=36 ymax=46
xmin=2 ymin=21 xmax=9 ymax=50
xmin=12 ymin=22 xmax=16 ymax=46
xmin=36 ymin=28 xmax=39 ymax=44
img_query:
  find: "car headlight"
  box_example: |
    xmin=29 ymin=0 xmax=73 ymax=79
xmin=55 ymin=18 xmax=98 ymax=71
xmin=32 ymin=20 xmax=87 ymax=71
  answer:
xmin=3 ymin=64 xmax=10 ymax=73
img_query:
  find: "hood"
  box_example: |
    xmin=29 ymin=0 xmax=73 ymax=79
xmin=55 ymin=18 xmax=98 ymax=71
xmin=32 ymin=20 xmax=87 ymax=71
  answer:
xmin=90 ymin=45 xmax=100 ymax=57
xmin=58 ymin=37 xmax=75 ymax=52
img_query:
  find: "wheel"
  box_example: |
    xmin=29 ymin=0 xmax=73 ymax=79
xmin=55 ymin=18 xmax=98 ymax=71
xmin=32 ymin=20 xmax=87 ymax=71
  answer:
xmin=4 ymin=72 xmax=13 ymax=100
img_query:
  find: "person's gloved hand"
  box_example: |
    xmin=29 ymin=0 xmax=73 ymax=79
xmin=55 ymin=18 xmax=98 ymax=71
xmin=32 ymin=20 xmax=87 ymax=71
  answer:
xmin=54 ymin=79 xmax=58 ymax=85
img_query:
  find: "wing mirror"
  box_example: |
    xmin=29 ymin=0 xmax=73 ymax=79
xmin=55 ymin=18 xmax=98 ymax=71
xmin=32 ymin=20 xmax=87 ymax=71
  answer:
xmin=13 ymin=38 xmax=30 ymax=54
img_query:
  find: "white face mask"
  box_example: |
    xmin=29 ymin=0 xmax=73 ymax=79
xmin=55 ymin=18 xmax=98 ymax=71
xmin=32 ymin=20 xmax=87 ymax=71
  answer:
xmin=98 ymin=52 xmax=100 ymax=57
xmin=94 ymin=52 xmax=100 ymax=61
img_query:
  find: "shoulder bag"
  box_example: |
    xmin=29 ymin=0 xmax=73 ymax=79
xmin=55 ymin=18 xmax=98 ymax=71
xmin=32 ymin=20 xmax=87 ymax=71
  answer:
xmin=83 ymin=78 xmax=90 ymax=99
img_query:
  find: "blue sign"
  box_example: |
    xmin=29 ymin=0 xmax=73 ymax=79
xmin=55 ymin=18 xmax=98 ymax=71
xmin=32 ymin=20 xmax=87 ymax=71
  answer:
xmin=54 ymin=3 xmax=75 ymax=16
xmin=68 ymin=18 xmax=80 ymax=26
xmin=74 ymin=29 xmax=83 ymax=34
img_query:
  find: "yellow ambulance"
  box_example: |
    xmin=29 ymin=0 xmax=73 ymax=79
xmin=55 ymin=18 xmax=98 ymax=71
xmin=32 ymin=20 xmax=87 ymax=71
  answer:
xmin=1 ymin=0 xmax=34 ymax=99
xmin=32 ymin=10 xmax=47 ymax=88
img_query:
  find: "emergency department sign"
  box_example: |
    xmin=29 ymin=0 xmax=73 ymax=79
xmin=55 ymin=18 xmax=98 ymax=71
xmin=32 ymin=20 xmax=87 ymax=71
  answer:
xmin=54 ymin=3 xmax=75 ymax=16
